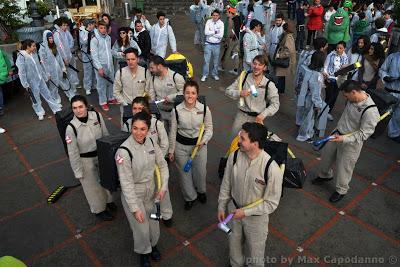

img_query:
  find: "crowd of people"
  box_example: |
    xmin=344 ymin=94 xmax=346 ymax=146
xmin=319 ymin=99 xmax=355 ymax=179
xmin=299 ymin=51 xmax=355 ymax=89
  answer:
xmin=0 ymin=0 xmax=399 ymax=266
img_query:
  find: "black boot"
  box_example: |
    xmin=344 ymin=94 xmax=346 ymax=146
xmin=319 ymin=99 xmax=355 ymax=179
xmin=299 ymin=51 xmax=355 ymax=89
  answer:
xmin=184 ymin=200 xmax=196 ymax=210
xmin=198 ymin=193 xmax=207 ymax=204
xmin=162 ymin=218 xmax=173 ymax=228
xmin=150 ymin=246 xmax=161 ymax=261
xmin=95 ymin=210 xmax=113 ymax=221
xmin=106 ymin=202 xmax=117 ymax=212
xmin=329 ymin=191 xmax=345 ymax=203
xmin=139 ymin=254 xmax=151 ymax=267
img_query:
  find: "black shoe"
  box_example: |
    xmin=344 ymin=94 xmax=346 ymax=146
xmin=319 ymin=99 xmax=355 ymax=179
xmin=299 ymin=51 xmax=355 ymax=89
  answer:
xmin=198 ymin=193 xmax=207 ymax=204
xmin=184 ymin=200 xmax=196 ymax=210
xmin=329 ymin=191 xmax=345 ymax=203
xmin=150 ymin=246 xmax=161 ymax=262
xmin=139 ymin=254 xmax=151 ymax=267
xmin=163 ymin=218 xmax=173 ymax=228
xmin=312 ymin=176 xmax=333 ymax=185
xmin=96 ymin=210 xmax=113 ymax=221
xmin=106 ymin=202 xmax=117 ymax=212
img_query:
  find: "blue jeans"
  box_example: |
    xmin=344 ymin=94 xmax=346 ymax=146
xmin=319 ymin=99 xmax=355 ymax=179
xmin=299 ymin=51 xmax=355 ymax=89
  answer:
xmin=202 ymin=43 xmax=221 ymax=77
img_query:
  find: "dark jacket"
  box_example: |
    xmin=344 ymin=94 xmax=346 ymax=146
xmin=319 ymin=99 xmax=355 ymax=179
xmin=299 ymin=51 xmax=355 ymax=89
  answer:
xmin=135 ymin=30 xmax=151 ymax=60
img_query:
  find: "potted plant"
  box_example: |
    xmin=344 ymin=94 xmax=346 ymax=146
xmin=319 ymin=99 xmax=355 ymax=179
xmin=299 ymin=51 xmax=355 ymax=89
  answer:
xmin=0 ymin=0 xmax=26 ymax=45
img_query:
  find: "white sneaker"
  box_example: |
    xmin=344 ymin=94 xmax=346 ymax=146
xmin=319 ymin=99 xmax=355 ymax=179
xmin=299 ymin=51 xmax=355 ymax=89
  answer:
xmin=228 ymin=69 xmax=238 ymax=75
xmin=201 ymin=76 xmax=207 ymax=82
xmin=86 ymin=89 xmax=91 ymax=95
xmin=213 ymin=76 xmax=220 ymax=81
xmin=76 ymin=85 xmax=82 ymax=89
xmin=327 ymin=113 xmax=334 ymax=121
xmin=218 ymin=66 xmax=225 ymax=72
xmin=0 ymin=127 xmax=5 ymax=134
xmin=38 ymin=115 xmax=44 ymax=121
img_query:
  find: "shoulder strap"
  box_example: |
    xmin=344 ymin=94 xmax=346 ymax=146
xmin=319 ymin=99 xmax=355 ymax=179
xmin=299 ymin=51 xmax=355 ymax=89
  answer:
xmin=174 ymin=105 xmax=179 ymax=124
xmin=241 ymin=71 xmax=251 ymax=90
xmin=152 ymin=74 xmax=155 ymax=84
xmin=263 ymin=157 xmax=274 ymax=185
xmin=233 ymin=149 xmax=239 ymax=165
xmin=144 ymin=66 xmax=147 ymax=79
xmin=124 ymin=121 xmax=130 ymax=132
xmin=119 ymin=146 xmax=133 ymax=161
xmin=67 ymin=123 xmax=77 ymax=137
xmin=120 ymin=64 xmax=123 ymax=81
xmin=95 ymin=111 xmax=101 ymax=125
xmin=149 ymin=137 xmax=155 ymax=147
xmin=361 ymin=105 xmax=377 ymax=120
xmin=265 ymin=79 xmax=272 ymax=102
xmin=203 ymin=103 xmax=207 ymax=121
xmin=173 ymin=71 xmax=177 ymax=84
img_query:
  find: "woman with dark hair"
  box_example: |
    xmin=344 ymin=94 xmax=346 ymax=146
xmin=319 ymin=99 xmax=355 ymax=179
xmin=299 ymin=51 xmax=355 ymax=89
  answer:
xmin=101 ymin=13 xmax=120 ymax=44
xmin=112 ymin=27 xmax=141 ymax=70
xmin=116 ymin=111 xmax=169 ymax=266
xmin=15 ymin=39 xmax=61 ymax=120
xmin=296 ymin=51 xmax=328 ymax=142
xmin=347 ymin=35 xmax=370 ymax=81
xmin=66 ymin=95 xmax=115 ymax=221
xmin=169 ymin=80 xmax=213 ymax=210
xmin=122 ymin=96 xmax=173 ymax=227
xmin=274 ymin=22 xmax=296 ymax=94
xmin=358 ymin=42 xmax=385 ymax=90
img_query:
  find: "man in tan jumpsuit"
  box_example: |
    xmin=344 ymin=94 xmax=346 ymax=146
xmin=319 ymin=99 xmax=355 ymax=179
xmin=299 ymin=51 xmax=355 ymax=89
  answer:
xmin=226 ymin=55 xmax=280 ymax=139
xmin=312 ymin=80 xmax=380 ymax=202
xmin=218 ymin=122 xmax=283 ymax=267
xmin=147 ymin=55 xmax=185 ymax=126
xmin=66 ymin=96 xmax=114 ymax=221
xmin=116 ymin=112 xmax=169 ymax=266
xmin=113 ymin=47 xmax=150 ymax=127
xmin=168 ymin=81 xmax=213 ymax=210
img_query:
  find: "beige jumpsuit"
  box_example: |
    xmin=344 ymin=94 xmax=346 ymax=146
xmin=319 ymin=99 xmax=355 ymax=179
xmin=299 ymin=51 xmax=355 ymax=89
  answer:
xmin=226 ymin=74 xmax=280 ymax=139
xmin=147 ymin=68 xmax=185 ymax=124
xmin=113 ymin=65 xmax=150 ymax=127
xmin=318 ymin=94 xmax=380 ymax=195
xmin=116 ymin=135 xmax=169 ymax=254
xmin=66 ymin=111 xmax=113 ymax=214
xmin=169 ymin=101 xmax=213 ymax=201
xmin=123 ymin=116 xmax=173 ymax=220
xmin=218 ymin=150 xmax=283 ymax=267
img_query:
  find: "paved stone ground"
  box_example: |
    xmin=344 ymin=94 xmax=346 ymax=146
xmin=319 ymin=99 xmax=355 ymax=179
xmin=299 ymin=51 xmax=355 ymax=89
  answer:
xmin=1 ymin=14 xmax=400 ymax=267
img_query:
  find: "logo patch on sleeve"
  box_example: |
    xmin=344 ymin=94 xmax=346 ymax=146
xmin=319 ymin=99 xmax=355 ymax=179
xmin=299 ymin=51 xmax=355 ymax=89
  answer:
xmin=65 ymin=135 xmax=72 ymax=144
xmin=115 ymin=154 xmax=124 ymax=164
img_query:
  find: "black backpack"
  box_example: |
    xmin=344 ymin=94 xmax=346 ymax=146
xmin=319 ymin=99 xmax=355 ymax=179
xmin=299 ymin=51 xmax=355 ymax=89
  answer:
xmin=55 ymin=107 xmax=100 ymax=155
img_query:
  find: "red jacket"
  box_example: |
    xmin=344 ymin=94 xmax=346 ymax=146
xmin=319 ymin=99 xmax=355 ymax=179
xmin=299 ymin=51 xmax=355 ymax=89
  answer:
xmin=306 ymin=5 xmax=324 ymax=31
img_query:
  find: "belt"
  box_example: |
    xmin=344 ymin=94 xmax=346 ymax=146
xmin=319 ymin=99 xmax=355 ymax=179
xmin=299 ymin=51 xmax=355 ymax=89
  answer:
xmin=206 ymin=41 xmax=221 ymax=45
xmin=176 ymin=133 xmax=198 ymax=146
xmin=240 ymin=109 xmax=259 ymax=117
xmin=80 ymin=150 xmax=97 ymax=158
xmin=385 ymin=87 xmax=400 ymax=94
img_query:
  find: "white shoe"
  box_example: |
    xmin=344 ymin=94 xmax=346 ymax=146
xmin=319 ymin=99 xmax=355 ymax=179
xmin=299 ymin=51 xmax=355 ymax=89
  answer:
xmin=218 ymin=66 xmax=225 ymax=72
xmin=213 ymin=76 xmax=220 ymax=81
xmin=76 ymin=85 xmax=82 ymax=89
xmin=38 ymin=115 xmax=44 ymax=121
xmin=0 ymin=127 xmax=5 ymax=134
xmin=86 ymin=89 xmax=91 ymax=95
xmin=201 ymin=76 xmax=207 ymax=82
xmin=228 ymin=69 xmax=238 ymax=75
xmin=327 ymin=113 xmax=334 ymax=121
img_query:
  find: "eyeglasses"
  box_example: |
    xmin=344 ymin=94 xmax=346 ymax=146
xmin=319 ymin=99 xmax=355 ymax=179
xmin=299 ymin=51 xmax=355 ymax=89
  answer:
xmin=120 ymin=32 xmax=127 ymax=35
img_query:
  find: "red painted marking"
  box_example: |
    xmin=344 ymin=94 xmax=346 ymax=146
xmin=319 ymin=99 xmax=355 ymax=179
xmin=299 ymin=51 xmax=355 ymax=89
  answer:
xmin=0 ymin=202 xmax=45 ymax=224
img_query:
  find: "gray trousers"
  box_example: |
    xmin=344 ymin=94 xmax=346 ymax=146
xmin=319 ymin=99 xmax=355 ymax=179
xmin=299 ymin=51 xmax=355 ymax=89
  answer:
xmin=121 ymin=185 xmax=160 ymax=254
xmin=174 ymin=142 xmax=207 ymax=201
xmin=229 ymin=210 xmax=269 ymax=267
xmin=318 ymin=140 xmax=363 ymax=194
xmin=79 ymin=157 xmax=113 ymax=214
xmin=82 ymin=53 xmax=96 ymax=91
